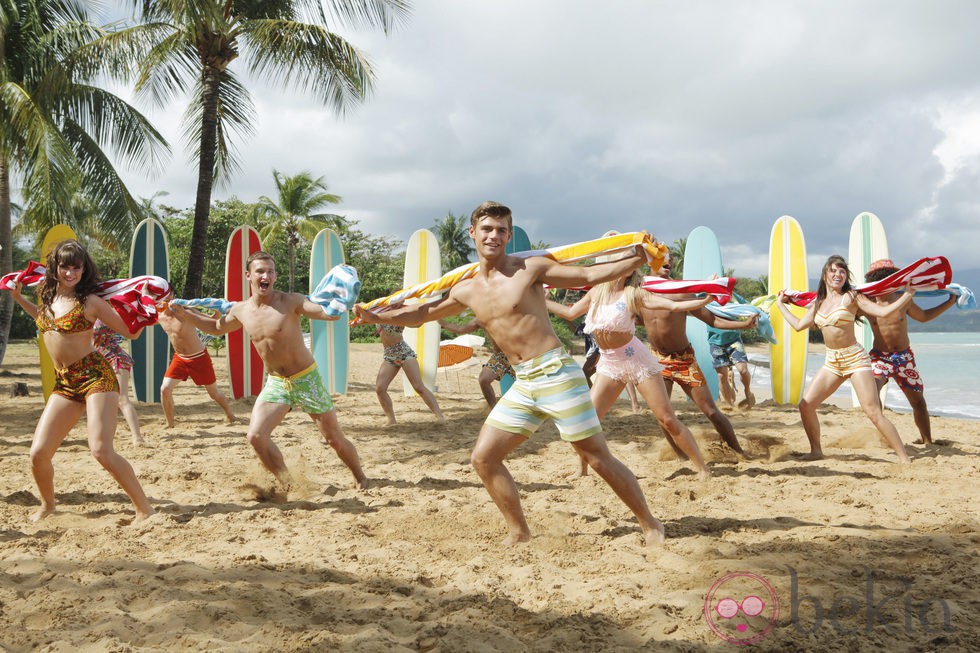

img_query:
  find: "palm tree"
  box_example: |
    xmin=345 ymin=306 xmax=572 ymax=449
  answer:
xmin=433 ymin=211 xmax=472 ymax=269
xmin=0 ymin=0 xmax=168 ymax=364
xmin=250 ymin=169 xmax=343 ymax=292
xmin=94 ymin=0 xmax=411 ymax=298
xmin=669 ymin=237 xmax=686 ymax=279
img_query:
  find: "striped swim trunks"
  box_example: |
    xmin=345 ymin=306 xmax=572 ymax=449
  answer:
xmin=485 ymin=347 xmax=602 ymax=442
xmin=823 ymin=343 xmax=872 ymax=377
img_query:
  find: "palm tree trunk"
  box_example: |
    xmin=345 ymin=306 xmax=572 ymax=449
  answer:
xmin=0 ymin=156 xmax=14 ymax=365
xmin=182 ymin=68 xmax=222 ymax=299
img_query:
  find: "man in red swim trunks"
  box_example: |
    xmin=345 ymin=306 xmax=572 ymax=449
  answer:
xmin=863 ymin=259 xmax=957 ymax=444
xmin=158 ymin=305 xmax=236 ymax=428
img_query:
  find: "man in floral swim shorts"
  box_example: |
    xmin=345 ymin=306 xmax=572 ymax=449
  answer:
xmin=637 ymin=256 xmax=756 ymax=455
xmin=863 ymin=259 xmax=957 ymax=445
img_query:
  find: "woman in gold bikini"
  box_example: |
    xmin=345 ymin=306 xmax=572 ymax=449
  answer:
xmin=776 ymin=254 xmax=913 ymax=462
xmin=9 ymin=240 xmax=155 ymax=522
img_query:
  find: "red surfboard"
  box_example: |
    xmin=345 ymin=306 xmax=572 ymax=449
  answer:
xmin=225 ymin=226 xmax=264 ymax=399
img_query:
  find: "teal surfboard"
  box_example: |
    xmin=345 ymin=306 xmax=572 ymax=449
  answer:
xmin=129 ymin=218 xmax=171 ymax=403
xmin=505 ymin=226 xmax=532 ymax=254
xmin=310 ymin=229 xmax=349 ymax=394
xmin=499 ymin=225 xmax=533 ymax=393
xmin=682 ymin=226 xmax=722 ymax=400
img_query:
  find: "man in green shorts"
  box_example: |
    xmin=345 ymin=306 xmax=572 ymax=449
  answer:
xmin=356 ymin=201 xmax=665 ymax=547
xmin=171 ymin=252 xmax=367 ymax=491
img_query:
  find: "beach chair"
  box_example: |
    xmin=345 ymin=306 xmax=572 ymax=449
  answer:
xmin=437 ymin=343 xmax=474 ymax=393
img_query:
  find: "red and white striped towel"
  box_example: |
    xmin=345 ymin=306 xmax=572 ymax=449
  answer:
xmin=1 ymin=262 xmax=171 ymax=332
xmin=771 ymin=256 xmax=953 ymax=307
xmin=854 ymin=256 xmax=951 ymax=297
xmin=640 ymin=276 xmax=736 ymax=305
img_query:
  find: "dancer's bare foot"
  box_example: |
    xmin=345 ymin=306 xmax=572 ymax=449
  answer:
xmin=382 ymin=419 xmax=396 ymax=429
xmin=912 ymin=437 xmax=933 ymax=445
xmin=133 ymin=507 xmax=156 ymax=523
xmin=30 ymin=504 xmax=56 ymax=522
xmin=354 ymin=475 xmax=370 ymax=490
xmin=793 ymin=450 xmax=824 ymax=461
xmin=697 ymin=468 xmax=712 ymax=481
xmin=225 ymin=415 xmax=237 ymax=425
xmin=131 ymin=435 xmax=145 ymax=447
xmin=643 ymin=518 xmax=666 ymax=546
xmin=502 ymin=529 xmax=532 ymax=546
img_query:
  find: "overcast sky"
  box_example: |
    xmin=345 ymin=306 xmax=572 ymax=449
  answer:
xmin=101 ymin=0 xmax=980 ymax=279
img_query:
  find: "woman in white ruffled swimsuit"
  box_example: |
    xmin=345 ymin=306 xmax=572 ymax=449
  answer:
xmin=548 ymin=269 xmax=714 ymax=480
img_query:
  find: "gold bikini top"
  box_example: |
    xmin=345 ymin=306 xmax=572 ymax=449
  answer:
xmin=814 ymin=305 xmax=855 ymax=329
xmin=35 ymin=302 xmax=94 ymax=334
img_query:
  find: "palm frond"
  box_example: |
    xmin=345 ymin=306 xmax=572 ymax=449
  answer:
xmin=242 ymin=19 xmax=373 ymax=113
xmin=181 ymin=70 xmax=256 ymax=184
xmin=55 ymin=83 xmax=170 ymax=174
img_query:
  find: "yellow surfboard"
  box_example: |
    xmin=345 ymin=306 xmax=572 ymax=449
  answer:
xmin=402 ymin=229 xmax=441 ymax=395
xmin=768 ymin=216 xmax=808 ymax=404
xmin=39 ymin=224 xmax=78 ymax=400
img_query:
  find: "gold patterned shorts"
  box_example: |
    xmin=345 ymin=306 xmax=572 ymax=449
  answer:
xmin=53 ymin=351 xmax=120 ymax=403
xmin=482 ymin=349 xmax=515 ymax=381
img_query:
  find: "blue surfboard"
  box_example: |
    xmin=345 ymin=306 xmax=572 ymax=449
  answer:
xmin=310 ymin=229 xmax=349 ymax=394
xmin=129 ymin=218 xmax=172 ymax=403
xmin=682 ymin=226 xmax=722 ymax=400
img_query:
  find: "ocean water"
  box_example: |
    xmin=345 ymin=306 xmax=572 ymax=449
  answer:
xmin=747 ymin=332 xmax=980 ymax=421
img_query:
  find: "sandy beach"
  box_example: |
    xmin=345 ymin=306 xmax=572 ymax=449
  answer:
xmin=0 ymin=339 xmax=977 ymax=651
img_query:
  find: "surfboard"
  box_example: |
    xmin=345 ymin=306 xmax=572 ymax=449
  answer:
xmin=505 ymin=226 xmax=532 ymax=254
xmin=500 ymin=225 xmax=533 ymax=393
xmin=310 ymin=229 xmax=348 ymax=394
xmin=768 ymin=216 xmax=809 ymax=405
xmin=39 ymin=224 xmax=77 ymax=400
xmin=402 ymin=229 xmax=441 ymax=395
xmin=225 ymin=225 xmax=264 ymax=399
xmin=682 ymin=226 xmax=723 ymax=400
xmin=848 ymin=212 xmax=889 ymax=407
xmin=129 ymin=218 xmax=171 ymax=403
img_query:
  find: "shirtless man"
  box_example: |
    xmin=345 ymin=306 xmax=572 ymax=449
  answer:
xmin=356 ymin=201 xmax=665 ymax=546
xmin=638 ymin=255 xmax=757 ymax=456
xmin=171 ymin=252 xmax=367 ymax=490
xmin=863 ymin=259 xmax=957 ymax=445
xmin=157 ymin=305 xmax=236 ymax=427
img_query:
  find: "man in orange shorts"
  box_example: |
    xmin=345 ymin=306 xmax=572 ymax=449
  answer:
xmin=158 ymin=306 xmax=236 ymax=428
xmin=638 ymin=255 xmax=756 ymax=455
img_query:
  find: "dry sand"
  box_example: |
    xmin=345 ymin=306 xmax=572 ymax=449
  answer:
xmin=0 ymin=339 xmax=977 ymax=651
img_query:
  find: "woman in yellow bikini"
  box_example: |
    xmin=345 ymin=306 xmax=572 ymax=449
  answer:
xmin=776 ymin=254 xmax=913 ymax=463
xmin=9 ymin=240 xmax=155 ymax=522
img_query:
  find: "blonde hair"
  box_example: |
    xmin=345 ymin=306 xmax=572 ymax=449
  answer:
xmin=586 ymin=272 xmax=644 ymax=324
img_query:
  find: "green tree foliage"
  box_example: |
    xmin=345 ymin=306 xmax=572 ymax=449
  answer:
xmin=250 ymin=170 xmax=342 ymax=292
xmin=165 ymin=197 xmax=254 ymax=301
xmin=432 ymin=211 xmax=472 ymax=269
xmin=95 ymin=0 xmax=411 ymax=299
xmin=0 ymin=0 xmax=168 ymax=364
xmin=668 ymin=237 xmax=685 ymax=279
